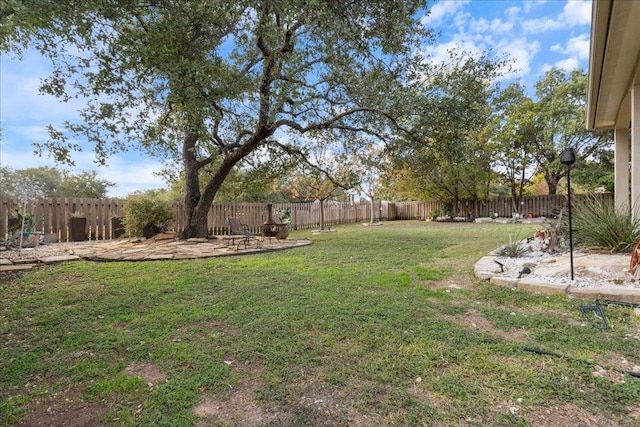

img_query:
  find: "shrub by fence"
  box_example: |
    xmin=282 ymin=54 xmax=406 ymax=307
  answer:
xmin=1 ymin=194 xmax=612 ymax=241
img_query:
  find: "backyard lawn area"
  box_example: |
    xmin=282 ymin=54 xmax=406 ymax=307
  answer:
xmin=2 ymin=221 xmax=639 ymax=426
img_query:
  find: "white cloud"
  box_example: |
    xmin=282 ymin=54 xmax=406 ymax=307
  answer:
xmin=523 ymin=0 xmax=548 ymax=13
xmin=539 ymin=32 xmax=589 ymax=74
xmin=542 ymin=57 xmax=580 ymax=73
xmin=0 ymin=149 xmax=58 ymax=170
xmin=506 ymin=6 xmax=521 ymax=20
xmin=98 ymin=157 xmax=167 ymax=197
xmin=422 ymin=37 xmax=485 ymax=66
xmin=0 ymin=142 xmax=167 ymax=198
xmin=490 ymin=18 xmax=515 ymax=35
xmin=522 ymin=0 xmax=591 ymax=33
xmin=565 ymin=33 xmax=590 ymax=60
xmin=3 ymin=125 xmax=50 ymax=146
xmin=559 ymin=0 xmax=591 ymax=26
xmin=1 ymin=48 xmax=167 ymax=198
xmin=421 ymin=0 xmax=471 ymax=26
xmin=469 ymin=17 xmax=514 ymax=35
xmin=1 ymin=52 xmax=88 ymax=128
xmin=522 ymin=16 xmax=563 ymax=33
xmin=496 ymin=38 xmax=541 ymax=78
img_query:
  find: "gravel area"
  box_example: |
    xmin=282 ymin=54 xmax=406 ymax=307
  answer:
xmin=0 ymin=241 xmax=91 ymax=262
xmin=493 ymin=240 xmax=639 ymax=289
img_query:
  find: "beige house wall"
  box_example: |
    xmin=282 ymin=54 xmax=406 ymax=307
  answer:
xmin=587 ymin=0 xmax=640 ymax=218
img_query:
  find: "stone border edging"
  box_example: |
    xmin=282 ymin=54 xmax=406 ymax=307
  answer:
xmin=474 ymin=255 xmax=640 ymax=304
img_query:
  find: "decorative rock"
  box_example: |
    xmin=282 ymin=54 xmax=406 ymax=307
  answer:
xmin=154 ymin=232 xmax=177 ymax=240
xmin=475 ymin=256 xmax=500 ymax=273
xmin=0 ymin=258 xmax=13 ymax=265
xmin=39 ymin=255 xmax=81 ymax=264
xmin=517 ymin=279 xmax=569 ymax=295
xmin=145 ymin=254 xmax=174 ymax=260
xmin=12 ymin=258 xmax=38 ymax=265
xmin=476 ymin=270 xmax=498 ymax=280
xmin=567 ymin=287 xmax=640 ymax=305
xmin=474 ymin=217 xmax=495 ymax=223
xmin=0 ymin=264 xmax=36 ymax=271
xmin=490 ymin=276 xmax=519 ymax=288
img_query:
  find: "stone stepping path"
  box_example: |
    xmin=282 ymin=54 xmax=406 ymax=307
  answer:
xmin=1 ymin=235 xmax=311 ymax=271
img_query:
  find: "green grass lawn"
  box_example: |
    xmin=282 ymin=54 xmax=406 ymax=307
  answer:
xmin=2 ymin=221 xmax=639 ymax=426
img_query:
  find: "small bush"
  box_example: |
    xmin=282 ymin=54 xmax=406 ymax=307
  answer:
xmin=122 ymin=190 xmax=176 ymax=237
xmin=572 ymin=195 xmax=640 ymax=252
xmin=495 ymin=235 xmax=530 ymax=258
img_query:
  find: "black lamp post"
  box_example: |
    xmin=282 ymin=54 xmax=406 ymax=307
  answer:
xmin=560 ymin=147 xmax=576 ymax=280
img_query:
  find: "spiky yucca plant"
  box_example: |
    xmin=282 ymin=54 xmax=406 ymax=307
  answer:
xmin=495 ymin=235 xmax=531 ymax=257
xmin=572 ymin=195 xmax=640 ymax=253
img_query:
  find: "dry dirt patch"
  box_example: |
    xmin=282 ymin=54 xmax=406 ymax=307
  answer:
xmin=524 ymin=402 xmax=623 ymax=426
xmin=124 ymin=361 xmax=167 ymax=385
xmin=193 ymin=366 xmax=384 ymax=426
xmin=443 ymin=308 xmax=530 ymax=342
xmin=194 ymin=367 xmax=280 ymax=426
xmin=16 ymin=388 xmax=109 ymax=427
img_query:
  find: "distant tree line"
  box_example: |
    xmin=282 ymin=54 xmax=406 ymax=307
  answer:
xmin=0 ymin=166 xmax=115 ymax=199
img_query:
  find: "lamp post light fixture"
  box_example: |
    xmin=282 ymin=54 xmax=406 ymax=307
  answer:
xmin=560 ymin=147 xmax=576 ymax=280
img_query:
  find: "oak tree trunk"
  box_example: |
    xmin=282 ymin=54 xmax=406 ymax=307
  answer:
xmin=179 ymin=130 xmax=241 ymax=239
xmin=369 ymin=197 xmax=375 ymax=224
xmin=319 ymin=199 xmax=326 ymax=230
xmin=180 ymin=131 xmax=206 ymax=239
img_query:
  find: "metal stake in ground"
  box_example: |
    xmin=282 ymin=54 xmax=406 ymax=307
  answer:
xmin=560 ymin=147 xmax=576 ymax=280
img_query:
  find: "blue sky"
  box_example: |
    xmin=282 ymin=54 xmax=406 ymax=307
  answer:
xmin=0 ymin=0 xmax=592 ymax=197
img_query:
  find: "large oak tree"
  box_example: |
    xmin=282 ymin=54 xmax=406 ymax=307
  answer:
xmin=389 ymin=51 xmax=504 ymax=211
xmin=2 ymin=1 xmax=429 ymax=238
xmin=532 ymin=69 xmax=611 ymax=194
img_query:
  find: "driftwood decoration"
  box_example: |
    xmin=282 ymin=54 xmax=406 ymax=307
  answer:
xmin=533 ymin=209 xmax=564 ymax=254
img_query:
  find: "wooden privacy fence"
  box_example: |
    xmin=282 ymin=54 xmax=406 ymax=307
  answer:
xmin=1 ymin=193 xmax=613 ymax=241
xmin=1 ymin=197 xmax=126 ymax=242
xmin=0 ymin=197 xmax=378 ymax=241
xmin=391 ymin=193 xmax=614 ymax=220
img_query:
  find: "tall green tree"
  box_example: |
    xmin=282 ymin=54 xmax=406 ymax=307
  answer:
xmin=0 ymin=166 xmax=60 ymax=196
xmin=532 ymin=68 xmax=611 ymax=194
xmin=390 ymin=51 xmax=504 ymax=210
xmin=2 ymin=1 xmax=429 ymax=238
xmin=349 ymin=142 xmax=388 ymax=224
xmin=487 ymin=82 xmax=538 ymax=211
xmin=56 ymin=170 xmax=115 ymax=198
xmin=0 ymin=167 xmax=114 ymax=198
xmin=572 ymin=148 xmax=615 ymax=193
xmin=288 ymin=146 xmax=358 ymax=230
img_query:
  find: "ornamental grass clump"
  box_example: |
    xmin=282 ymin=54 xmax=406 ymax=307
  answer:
xmin=572 ymin=195 xmax=640 ymax=252
xmin=495 ymin=234 xmax=530 ymax=257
